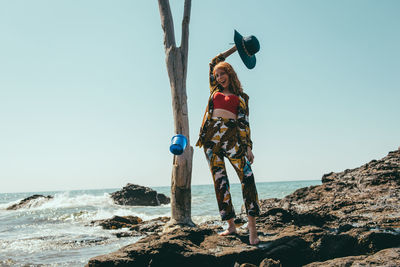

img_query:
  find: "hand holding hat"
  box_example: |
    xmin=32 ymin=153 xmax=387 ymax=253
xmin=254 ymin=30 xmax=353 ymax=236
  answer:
xmin=234 ymin=30 xmax=260 ymax=69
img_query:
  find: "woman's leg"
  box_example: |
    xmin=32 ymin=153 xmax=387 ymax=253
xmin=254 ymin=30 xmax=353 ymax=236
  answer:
xmin=203 ymin=118 xmax=241 ymax=235
xmin=227 ymin=153 xmax=260 ymax=244
xmin=227 ymin=156 xmax=260 ymax=217
xmin=204 ymin=148 xmax=236 ymax=222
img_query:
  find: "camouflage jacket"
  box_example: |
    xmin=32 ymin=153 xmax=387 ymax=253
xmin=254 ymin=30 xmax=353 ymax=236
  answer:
xmin=196 ymin=53 xmax=253 ymax=149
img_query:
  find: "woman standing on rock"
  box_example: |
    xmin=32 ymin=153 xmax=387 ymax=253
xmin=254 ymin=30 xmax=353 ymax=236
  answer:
xmin=196 ymin=31 xmax=261 ymax=245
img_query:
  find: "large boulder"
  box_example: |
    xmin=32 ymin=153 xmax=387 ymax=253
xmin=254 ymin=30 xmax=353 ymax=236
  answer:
xmin=7 ymin=194 xmax=53 ymax=210
xmin=111 ymin=183 xmax=170 ymax=206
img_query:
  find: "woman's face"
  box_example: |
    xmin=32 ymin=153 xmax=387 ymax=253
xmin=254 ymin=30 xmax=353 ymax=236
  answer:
xmin=214 ymin=68 xmax=230 ymax=89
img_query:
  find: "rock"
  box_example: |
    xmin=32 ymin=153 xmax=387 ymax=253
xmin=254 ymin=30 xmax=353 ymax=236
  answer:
xmin=156 ymin=193 xmax=170 ymax=205
xmin=6 ymin=194 xmax=53 ymax=210
xmin=87 ymin=150 xmax=400 ymax=266
xmin=259 ymin=149 xmax=400 ymax=231
xmin=259 ymin=258 xmax=281 ymax=267
xmin=91 ymin=216 xmax=143 ymax=230
xmin=111 ymin=183 xmax=170 ymax=206
xmin=87 ymin=227 xmax=263 ymax=267
xmin=239 ymin=264 xmax=258 ymax=267
xmin=92 ymin=216 xmax=171 ymax=238
xmin=303 ymin=247 xmax=400 ymax=266
xmin=131 ymin=216 xmax=170 ymax=234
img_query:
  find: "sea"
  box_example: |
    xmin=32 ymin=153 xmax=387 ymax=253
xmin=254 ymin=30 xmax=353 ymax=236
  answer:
xmin=0 ymin=180 xmax=320 ymax=266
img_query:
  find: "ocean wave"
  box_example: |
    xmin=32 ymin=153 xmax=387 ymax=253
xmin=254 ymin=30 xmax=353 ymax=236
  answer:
xmin=2 ymin=192 xmax=173 ymax=212
xmin=0 ymin=223 xmax=141 ymax=266
xmin=1 ymin=192 xmax=173 ymax=229
xmin=0 ymin=201 xmax=16 ymax=210
xmin=1 ymin=192 xmax=115 ymax=211
xmin=39 ymin=192 xmax=115 ymax=210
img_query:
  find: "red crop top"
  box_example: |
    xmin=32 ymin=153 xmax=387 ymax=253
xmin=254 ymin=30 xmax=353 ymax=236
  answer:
xmin=213 ymin=92 xmax=239 ymax=115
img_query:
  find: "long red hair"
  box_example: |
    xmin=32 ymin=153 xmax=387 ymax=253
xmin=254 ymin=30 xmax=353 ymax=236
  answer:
xmin=213 ymin=62 xmax=243 ymax=95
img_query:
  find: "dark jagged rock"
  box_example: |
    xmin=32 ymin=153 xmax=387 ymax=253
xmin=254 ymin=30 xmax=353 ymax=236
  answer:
xmin=236 ymin=264 xmax=258 ymax=267
xmin=6 ymin=194 xmax=53 ymax=210
xmin=87 ymin=223 xmax=400 ymax=267
xmin=155 ymin=193 xmax=170 ymax=205
xmin=91 ymin=216 xmax=143 ymax=230
xmin=111 ymin=183 xmax=170 ymax=206
xmin=130 ymin=216 xmax=170 ymax=234
xmin=87 ymin=149 xmax=400 ymax=267
xmin=91 ymin=216 xmax=172 ymax=238
xmin=87 ymin=227 xmax=263 ymax=267
xmin=259 ymin=258 xmax=281 ymax=267
xmin=258 ymin=149 xmax=400 ymax=230
xmin=304 ymin=247 xmax=400 ymax=266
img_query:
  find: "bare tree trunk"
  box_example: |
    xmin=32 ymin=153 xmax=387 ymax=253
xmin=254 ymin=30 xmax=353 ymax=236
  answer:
xmin=158 ymin=0 xmax=194 ymax=228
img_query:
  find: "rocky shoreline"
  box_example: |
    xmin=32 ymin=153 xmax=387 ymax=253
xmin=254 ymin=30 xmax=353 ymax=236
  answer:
xmin=86 ymin=149 xmax=400 ymax=266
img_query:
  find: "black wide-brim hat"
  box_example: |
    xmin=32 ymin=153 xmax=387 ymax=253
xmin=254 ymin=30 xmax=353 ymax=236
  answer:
xmin=234 ymin=30 xmax=260 ymax=69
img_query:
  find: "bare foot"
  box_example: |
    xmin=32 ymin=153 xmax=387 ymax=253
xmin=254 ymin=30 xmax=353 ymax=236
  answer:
xmin=247 ymin=215 xmax=259 ymax=245
xmin=249 ymin=234 xmax=260 ymax=245
xmin=219 ymin=227 xmax=237 ymax=236
xmin=219 ymin=218 xmax=237 ymax=236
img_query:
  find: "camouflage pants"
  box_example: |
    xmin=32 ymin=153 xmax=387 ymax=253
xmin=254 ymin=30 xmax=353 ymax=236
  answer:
xmin=203 ymin=117 xmax=260 ymax=221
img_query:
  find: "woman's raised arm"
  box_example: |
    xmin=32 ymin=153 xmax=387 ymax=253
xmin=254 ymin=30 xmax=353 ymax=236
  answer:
xmin=209 ymin=45 xmax=237 ymax=92
xmin=222 ymin=45 xmax=237 ymax=59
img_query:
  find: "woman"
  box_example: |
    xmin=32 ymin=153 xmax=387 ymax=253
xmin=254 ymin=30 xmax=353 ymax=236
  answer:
xmin=196 ymin=45 xmax=260 ymax=245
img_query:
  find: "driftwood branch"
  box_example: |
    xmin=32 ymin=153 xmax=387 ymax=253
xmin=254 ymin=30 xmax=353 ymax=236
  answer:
xmin=158 ymin=0 xmax=176 ymax=49
xmin=180 ymin=0 xmax=191 ymax=54
xmin=180 ymin=0 xmax=191 ymax=79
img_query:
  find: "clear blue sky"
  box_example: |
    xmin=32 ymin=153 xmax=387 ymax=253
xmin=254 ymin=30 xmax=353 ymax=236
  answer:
xmin=1 ymin=1 xmax=399 ymax=193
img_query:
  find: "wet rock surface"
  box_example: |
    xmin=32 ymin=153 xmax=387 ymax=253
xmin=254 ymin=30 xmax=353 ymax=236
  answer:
xmin=6 ymin=194 xmax=53 ymax=210
xmin=91 ymin=215 xmax=143 ymax=230
xmin=111 ymin=183 xmax=170 ymax=206
xmin=90 ymin=216 xmax=171 ymax=238
xmin=87 ymin=150 xmax=400 ymax=266
xmin=303 ymin=247 xmax=400 ymax=266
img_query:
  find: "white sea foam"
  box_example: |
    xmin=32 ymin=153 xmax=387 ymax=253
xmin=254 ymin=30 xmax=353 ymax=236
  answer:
xmin=0 ymin=203 xmax=11 ymax=210
xmin=192 ymin=214 xmax=220 ymax=225
xmin=2 ymin=192 xmax=172 ymax=214
xmin=39 ymin=192 xmax=115 ymax=209
xmin=0 ymin=192 xmax=114 ymax=212
xmin=0 ymin=222 xmax=140 ymax=265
